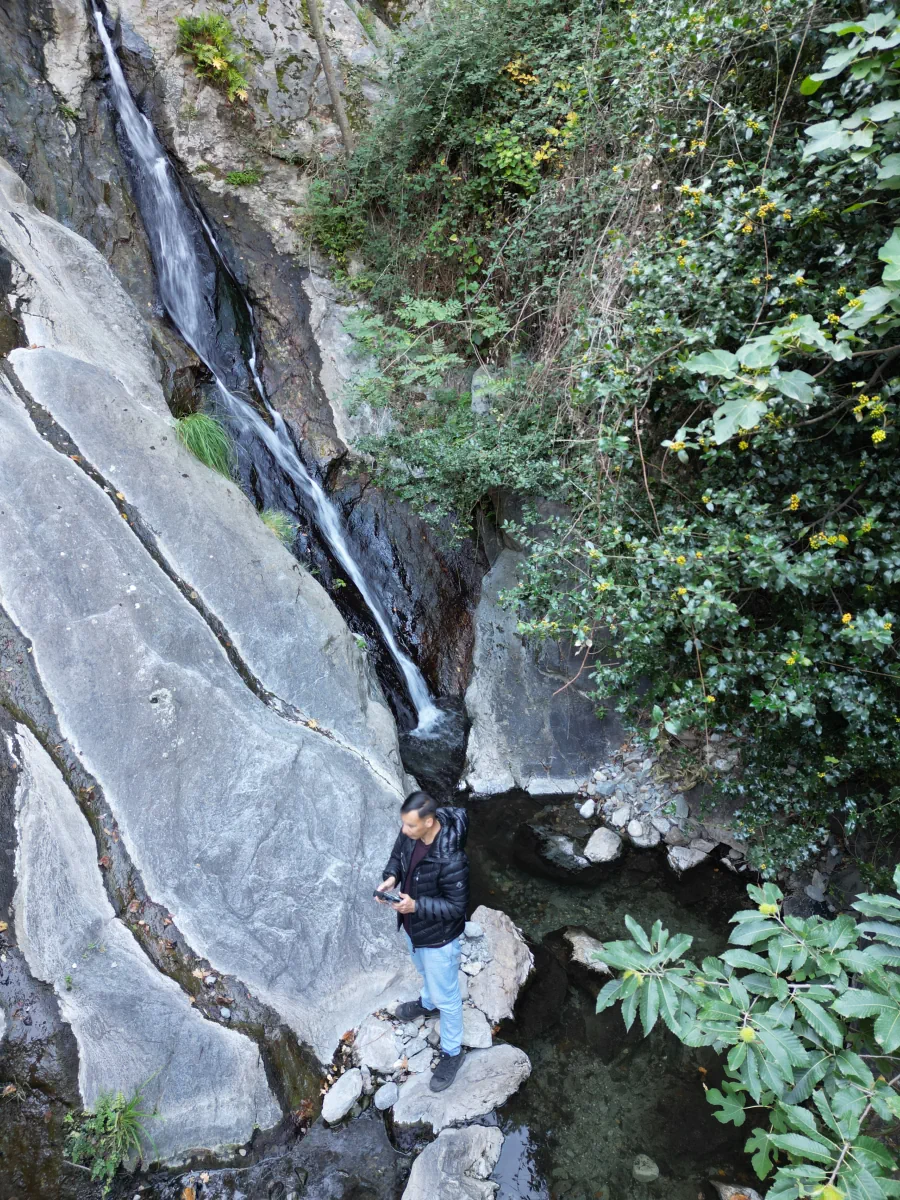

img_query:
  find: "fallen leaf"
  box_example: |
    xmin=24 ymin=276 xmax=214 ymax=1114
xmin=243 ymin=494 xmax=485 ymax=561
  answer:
xmin=115 ymin=492 xmax=125 ymax=500
xmin=192 ymin=968 xmax=205 ymax=979
xmin=307 ymin=718 xmax=318 ymax=729
xmin=98 ymin=855 xmax=111 ymax=869
xmin=163 ymin=916 xmax=173 ymax=926
xmin=182 ymin=1187 xmax=196 ymax=1200
xmin=0 ymin=921 xmax=7 ymax=933
xmin=127 ymin=900 xmax=141 ymax=914
xmin=2 ymin=1084 xmax=16 ymax=1096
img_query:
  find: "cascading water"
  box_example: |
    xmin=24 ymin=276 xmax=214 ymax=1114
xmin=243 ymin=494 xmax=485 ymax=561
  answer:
xmin=91 ymin=3 xmax=439 ymax=730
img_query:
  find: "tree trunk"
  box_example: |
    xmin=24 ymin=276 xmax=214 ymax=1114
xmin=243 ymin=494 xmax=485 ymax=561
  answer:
xmin=306 ymin=0 xmax=355 ymax=153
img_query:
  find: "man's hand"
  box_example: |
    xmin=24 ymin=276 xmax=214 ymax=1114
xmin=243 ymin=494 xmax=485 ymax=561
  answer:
xmin=392 ymin=892 xmax=416 ymax=915
xmin=375 ymin=877 xmax=397 ymax=904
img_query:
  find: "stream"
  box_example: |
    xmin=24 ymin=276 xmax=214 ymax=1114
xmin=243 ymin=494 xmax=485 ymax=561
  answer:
xmin=464 ymin=792 xmax=755 ymax=1200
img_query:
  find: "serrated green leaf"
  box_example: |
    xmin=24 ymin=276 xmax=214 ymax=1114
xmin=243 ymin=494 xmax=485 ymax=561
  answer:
xmin=795 ymin=995 xmax=843 ymax=1045
xmin=625 ymin=915 xmax=652 ymax=952
xmin=640 ymin=977 xmax=660 ymax=1036
xmin=874 ymin=1003 xmax=900 ymax=1051
xmin=768 ymin=1133 xmax=836 ymax=1164
xmin=833 ymin=989 xmax=894 ymax=1019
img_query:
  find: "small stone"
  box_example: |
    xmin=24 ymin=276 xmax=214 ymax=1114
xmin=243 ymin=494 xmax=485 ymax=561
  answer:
xmin=406 ymin=1045 xmax=433 ymax=1073
xmin=374 ymin=1082 xmax=398 ymax=1110
xmin=667 ymin=845 xmax=708 ymax=875
xmin=583 ymin=827 xmax=623 ymax=865
xmin=665 ymin=826 xmax=689 ymax=847
xmin=610 ymin=805 xmax=631 ymax=828
xmin=632 ymin=1154 xmax=659 ymax=1184
xmin=218 ymin=1006 xmax=231 ymax=1020
xmin=464 ymin=921 xmax=484 ymax=939
xmin=321 ymin=1068 xmax=363 ymax=1124
xmin=627 ymin=819 xmax=643 ymax=838
xmin=204 ymin=975 xmax=216 ymax=987
xmin=650 ymin=816 xmax=671 ymax=835
xmin=596 ymin=780 xmax=617 ymax=797
xmin=586 ymin=783 xmax=598 ymax=797
xmin=462 ymin=960 xmax=483 ymax=976
xmin=400 ymin=1022 xmax=418 ymax=1038
xmin=578 ymin=798 xmax=596 ymax=819
xmin=238 ymin=1148 xmax=247 ymax=1158
xmin=360 ymin=1066 xmax=373 ymax=1095
xmin=689 ymin=837 xmax=716 ymax=854
xmin=670 ymin=793 xmax=689 ymax=820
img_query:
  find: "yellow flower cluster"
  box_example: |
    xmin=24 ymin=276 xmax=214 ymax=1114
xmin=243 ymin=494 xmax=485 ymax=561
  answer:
xmin=669 ymin=440 xmax=686 ymax=451
xmin=841 ymin=612 xmax=852 ymax=625
xmin=809 ymin=531 xmax=848 ymax=549
xmin=789 ymin=494 xmax=800 ymax=510
xmin=873 ymin=429 xmax=887 ymax=444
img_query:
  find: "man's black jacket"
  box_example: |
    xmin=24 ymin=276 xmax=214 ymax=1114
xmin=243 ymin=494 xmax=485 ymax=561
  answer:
xmin=383 ymin=806 xmax=469 ymax=948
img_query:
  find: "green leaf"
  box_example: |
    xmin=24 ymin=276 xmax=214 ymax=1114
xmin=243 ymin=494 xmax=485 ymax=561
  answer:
xmin=712 ymin=398 xmax=769 ymax=446
xmin=833 ymin=988 xmax=894 ymax=1019
xmin=845 ymin=1166 xmax=887 ymax=1200
xmin=658 ymin=978 xmax=683 ymax=1036
xmin=795 ymin=995 xmax=844 ymax=1045
xmin=768 ymin=1133 xmax=836 ymax=1165
xmin=684 ymin=349 xmax=739 ymax=378
xmin=784 ymin=1053 xmax=832 ymax=1103
xmin=624 ymin=915 xmax=652 ymax=952
xmin=799 ymin=75 xmax=823 ymax=95
xmin=874 ymin=1002 xmax=900 ymax=1051
xmin=736 ymin=338 xmax=780 ymax=370
xmin=879 ymin=229 xmax=900 ymax=283
xmin=596 ymin=977 xmax=625 ymax=1013
xmin=722 ymin=949 xmax=771 ymax=972
xmin=772 ymin=370 xmax=815 ymax=404
xmin=707 ymin=1087 xmax=747 ymax=1126
xmin=639 ymin=977 xmax=660 ymax=1036
xmin=834 ymin=1050 xmax=874 ymax=1086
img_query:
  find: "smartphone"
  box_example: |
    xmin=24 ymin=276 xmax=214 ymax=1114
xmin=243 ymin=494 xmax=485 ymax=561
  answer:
xmin=373 ymin=887 xmax=403 ymax=904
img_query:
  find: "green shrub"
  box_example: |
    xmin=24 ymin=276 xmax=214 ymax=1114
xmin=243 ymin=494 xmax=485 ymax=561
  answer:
xmin=260 ymin=509 xmax=298 ymax=543
xmin=174 ymin=413 xmax=234 ymax=478
xmin=314 ymin=0 xmax=900 ymax=874
xmin=65 ymin=1089 xmax=152 ymax=1195
xmin=594 ymin=873 xmax=900 ymax=1200
xmin=226 ymin=168 xmax=262 ymax=186
xmin=175 ymin=14 xmax=249 ymax=102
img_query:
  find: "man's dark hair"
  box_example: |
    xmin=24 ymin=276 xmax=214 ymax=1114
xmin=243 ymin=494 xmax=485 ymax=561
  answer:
xmin=401 ymin=790 xmax=438 ymax=819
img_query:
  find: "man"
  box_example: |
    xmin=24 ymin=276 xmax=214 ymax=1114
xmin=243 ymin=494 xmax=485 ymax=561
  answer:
xmin=376 ymin=790 xmax=469 ymax=1092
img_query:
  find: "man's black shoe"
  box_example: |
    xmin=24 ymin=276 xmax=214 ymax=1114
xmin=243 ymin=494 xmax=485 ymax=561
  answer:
xmin=429 ymin=1049 xmax=466 ymax=1092
xmin=395 ymin=999 xmax=438 ymax=1021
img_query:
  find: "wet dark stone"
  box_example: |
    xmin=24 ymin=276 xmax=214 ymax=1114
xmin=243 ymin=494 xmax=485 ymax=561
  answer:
xmin=507 ymin=940 xmax=568 ymax=1042
xmin=513 ymin=804 xmax=609 ymax=885
xmin=398 ymin=696 xmax=469 ymax=800
xmin=149 ymin=1112 xmax=403 ymax=1200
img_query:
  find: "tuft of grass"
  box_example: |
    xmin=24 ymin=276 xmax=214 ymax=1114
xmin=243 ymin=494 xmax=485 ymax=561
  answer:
xmin=260 ymin=509 xmax=298 ymax=544
xmin=226 ymin=168 xmax=262 ymax=186
xmin=175 ymin=413 xmax=234 ymax=477
xmin=65 ymin=1088 xmax=154 ymax=1195
xmin=175 ymin=13 xmax=250 ymax=103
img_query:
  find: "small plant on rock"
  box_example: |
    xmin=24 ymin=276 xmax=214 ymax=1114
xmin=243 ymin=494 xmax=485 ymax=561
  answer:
xmin=175 ymin=413 xmax=234 ymax=478
xmin=65 ymin=1088 xmax=153 ymax=1195
xmin=260 ymin=509 xmax=298 ymax=544
xmin=175 ymin=14 xmax=249 ymax=103
xmin=226 ymin=168 xmax=262 ymax=186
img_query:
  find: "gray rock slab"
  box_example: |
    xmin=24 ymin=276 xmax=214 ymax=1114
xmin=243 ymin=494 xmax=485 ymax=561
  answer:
xmin=406 ymin=1045 xmax=433 ymax=1074
xmin=401 ymin=1125 xmax=504 ymax=1200
xmin=0 ymin=162 xmax=401 ymax=786
xmin=322 ymin=1068 xmax=363 ymax=1124
xmin=463 ymin=550 xmax=623 ymax=794
xmin=393 ymin=1045 xmax=531 ymax=1132
xmin=583 ymin=827 xmax=623 ymax=865
xmin=9 ymin=724 xmax=280 ymax=1162
xmin=0 ymin=360 xmax=414 ymax=1062
xmin=610 ymin=804 xmax=632 ymax=828
xmin=354 ymin=1014 xmax=401 ymax=1074
xmin=466 ymin=907 xmax=533 ymax=1024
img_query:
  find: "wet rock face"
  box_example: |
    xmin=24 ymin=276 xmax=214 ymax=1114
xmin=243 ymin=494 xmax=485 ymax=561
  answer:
xmin=398 ymin=697 xmax=469 ymax=799
xmin=157 ymin=1115 xmax=403 ymax=1200
xmin=464 ymin=550 xmax=625 ymax=795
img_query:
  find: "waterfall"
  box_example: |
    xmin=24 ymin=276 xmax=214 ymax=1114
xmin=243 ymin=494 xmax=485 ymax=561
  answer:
xmin=91 ymin=4 xmax=439 ymax=730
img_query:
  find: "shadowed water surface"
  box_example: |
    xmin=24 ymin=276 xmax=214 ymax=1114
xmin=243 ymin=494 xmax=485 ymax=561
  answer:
xmin=464 ymin=792 xmax=759 ymax=1200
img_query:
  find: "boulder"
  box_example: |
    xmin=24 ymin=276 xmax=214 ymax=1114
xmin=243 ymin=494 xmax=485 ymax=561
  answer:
xmin=401 ymin=1125 xmax=504 ymax=1200
xmin=463 ymin=550 xmax=623 ymax=794
xmin=322 ymin=1068 xmax=363 ymax=1124
xmin=563 ymin=930 xmax=612 ymax=980
xmin=583 ymin=827 xmax=624 ymax=865
xmin=667 ymin=846 xmax=709 ymax=875
xmin=467 ymin=907 xmax=533 ymax=1024
xmin=0 ymin=163 xmax=416 ymax=1063
xmin=9 ymin=725 xmax=280 ymax=1161
xmin=354 ymin=1014 xmax=401 ymax=1075
xmin=393 ymin=1045 xmax=531 ymax=1132
xmin=632 ymin=1154 xmax=660 ymax=1184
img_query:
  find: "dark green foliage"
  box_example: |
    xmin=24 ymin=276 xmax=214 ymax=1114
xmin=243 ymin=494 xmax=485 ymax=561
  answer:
xmin=175 ymin=14 xmax=249 ymax=102
xmin=310 ymin=0 xmax=900 ymax=873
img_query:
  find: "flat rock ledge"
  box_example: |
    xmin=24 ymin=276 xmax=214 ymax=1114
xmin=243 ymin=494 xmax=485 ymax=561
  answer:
xmin=9 ymin=724 xmax=280 ymax=1162
xmin=393 ymin=1045 xmax=532 ymax=1133
xmin=401 ymin=1125 xmax=504 ymax=1200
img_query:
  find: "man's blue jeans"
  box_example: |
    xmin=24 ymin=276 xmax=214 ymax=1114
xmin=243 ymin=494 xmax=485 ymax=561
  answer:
xmin=405 ymin=934 xmax=463 ymax=1056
